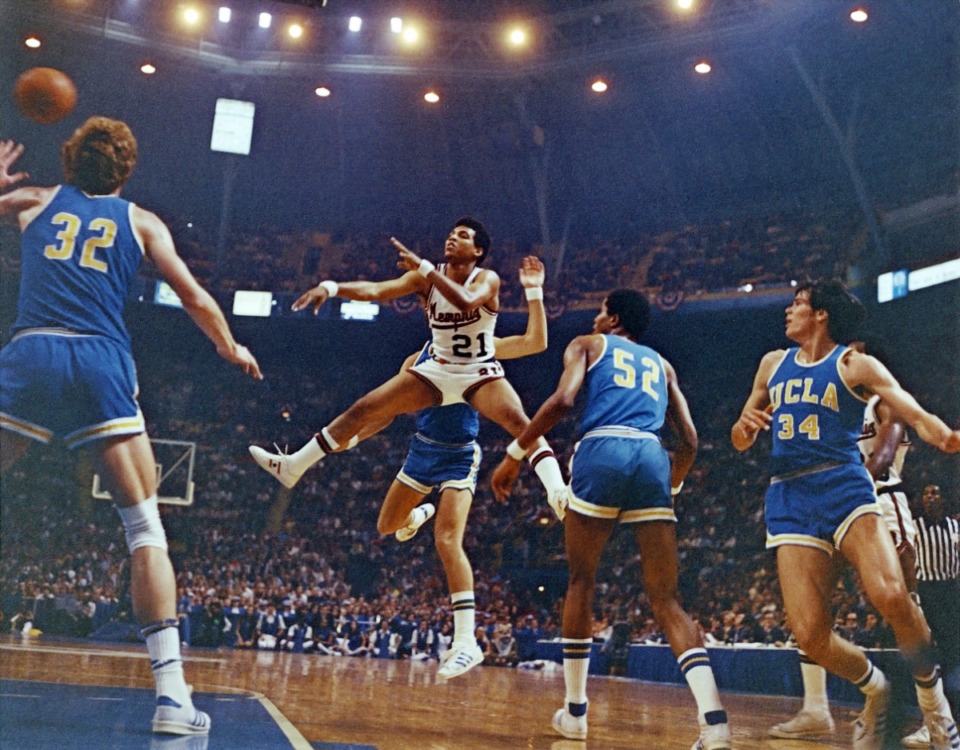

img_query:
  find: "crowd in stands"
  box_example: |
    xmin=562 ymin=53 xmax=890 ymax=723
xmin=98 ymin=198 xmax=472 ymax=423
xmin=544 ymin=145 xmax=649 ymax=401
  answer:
xmin=116 ymin=208 xmax=861 ymax=313
xmin=2 ymin=305 xmax=956 ymax=675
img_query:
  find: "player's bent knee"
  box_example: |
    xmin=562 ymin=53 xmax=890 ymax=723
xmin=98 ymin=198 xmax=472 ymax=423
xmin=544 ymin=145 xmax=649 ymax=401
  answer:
xmin=116 ymin=496 xmax=168 ymax=553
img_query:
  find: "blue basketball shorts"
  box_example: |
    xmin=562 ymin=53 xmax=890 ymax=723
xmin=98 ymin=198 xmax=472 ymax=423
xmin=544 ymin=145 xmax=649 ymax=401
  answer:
xmin=568 ymin=434 xmax=675 ymax=523
xmin=396 ymin=434 xmax=482 ymax=495
xmin=0 ymin=330 xmax=145 ymax=449
xmin=765 ymin=461 xmax=880 ymax=554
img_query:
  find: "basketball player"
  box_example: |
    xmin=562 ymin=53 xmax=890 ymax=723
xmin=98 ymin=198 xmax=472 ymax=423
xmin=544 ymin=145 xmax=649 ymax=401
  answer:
xmin=0 ymin=126 xmax=261 ymax=737
xmin=490 ymin=289 xmax=733 ymax=749
xmin=377 ymin=256 xmax=564 ymax=679
xmin=249 ymin=217 xmax=567 ymax=518
xmin=770 ymin=337 xmax=919 ymax=740
xmin=731 ymin=279 xmax=959 ymax=750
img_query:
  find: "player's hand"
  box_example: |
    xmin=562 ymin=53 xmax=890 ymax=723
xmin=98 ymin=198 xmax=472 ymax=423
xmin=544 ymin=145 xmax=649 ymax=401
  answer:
xmin=292 ymin=285 xmax=331 ymax=314
xmin=547 ymin=488 xmax=568 ymax=522
xmin=491 ymin=457 xmax=520 ymax=503
xmin=220 ymin=344 xmax=263 ymax=380
xmin=944 ymin=429 xmax=960 ymax=453
xmin=735 ymin=404 xmax=774 ymax=437
xmin=391 ymin=237 xmax=422 ymax=272
xmin=518 ymin=256 xmax=545 ymax=289
xmin=0 ymin=140 xmax=28 ymax=191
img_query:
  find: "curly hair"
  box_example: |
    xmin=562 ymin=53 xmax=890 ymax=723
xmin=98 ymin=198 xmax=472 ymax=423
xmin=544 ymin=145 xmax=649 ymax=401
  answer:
xmin=61 ymin=116 xmax=138 ymax=195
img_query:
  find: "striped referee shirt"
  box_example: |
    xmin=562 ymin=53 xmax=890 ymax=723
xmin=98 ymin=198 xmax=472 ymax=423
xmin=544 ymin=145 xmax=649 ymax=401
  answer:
xmin=915 ymin=515 xmax=960 ymax=582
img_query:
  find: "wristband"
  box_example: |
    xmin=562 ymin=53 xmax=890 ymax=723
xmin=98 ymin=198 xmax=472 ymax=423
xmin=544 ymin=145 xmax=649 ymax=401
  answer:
xmin=506 ymin=439 xmax=527 ymax=461
xmin=524 ymin=287 xmax=544 ymax=301
xmin=417 ymin=259 xmax=435 ymax=278
xmin=319 ymin=280 xmax=339 ymax=297
xmin=671 ymin=482 xmax=684 ymax=497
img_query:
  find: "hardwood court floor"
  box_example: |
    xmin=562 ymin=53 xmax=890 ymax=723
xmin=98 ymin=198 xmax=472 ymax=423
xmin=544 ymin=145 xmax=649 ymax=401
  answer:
xmin=0 ymin=636 xmax=870 ymax=749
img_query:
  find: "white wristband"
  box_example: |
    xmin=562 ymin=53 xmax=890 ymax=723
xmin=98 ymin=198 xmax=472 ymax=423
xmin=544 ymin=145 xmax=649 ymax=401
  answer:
xmin=417 ymin=259 xmax=435 ymax=278
xmin=506 ymin=439 xmax=527 ymax=461
xmin=319 ymin=280 xmax=339 ymax=297
xmin=671 ymin=482 xmax=684 ymax=497
xmin=524 ymin=287 xmax=544 ymax=301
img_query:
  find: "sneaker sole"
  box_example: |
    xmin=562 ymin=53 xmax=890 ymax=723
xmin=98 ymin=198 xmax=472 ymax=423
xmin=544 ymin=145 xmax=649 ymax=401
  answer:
xmin=768 ymin=727 xmax=834 ymax=739
xmin=552 ymin=713 xmax=587 ymax=740
xmin=152 ymin=720 xmax=211 ymax=736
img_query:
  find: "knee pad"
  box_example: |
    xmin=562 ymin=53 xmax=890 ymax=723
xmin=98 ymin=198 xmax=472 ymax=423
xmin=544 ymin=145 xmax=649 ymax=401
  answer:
xmin=116 ymin=496 xmax=168 ymax=553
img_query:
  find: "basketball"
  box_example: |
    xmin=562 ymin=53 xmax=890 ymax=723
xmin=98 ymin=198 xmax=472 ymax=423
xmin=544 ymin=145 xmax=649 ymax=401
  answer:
xmin=14 ymin=67 xmax=77 ymax=124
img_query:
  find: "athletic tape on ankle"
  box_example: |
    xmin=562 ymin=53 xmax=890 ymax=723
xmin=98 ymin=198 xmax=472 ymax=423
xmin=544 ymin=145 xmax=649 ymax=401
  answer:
xmin=117 ymin=496 xmax=168 ymax=553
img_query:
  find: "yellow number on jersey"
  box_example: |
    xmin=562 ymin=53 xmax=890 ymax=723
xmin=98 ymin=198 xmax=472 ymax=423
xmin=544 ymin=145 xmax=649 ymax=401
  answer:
xmin=613 ymin=349 xmax=661 ymax=401
xmin=44 ymin=212 xmax=81 ymax=260
xmin=776 ymin=413 xmax=821 ymax=441
xmin=43 ymin=212 xmax=116 ymax=273
xmin=613 ymin=348 xmax=636 ymax=388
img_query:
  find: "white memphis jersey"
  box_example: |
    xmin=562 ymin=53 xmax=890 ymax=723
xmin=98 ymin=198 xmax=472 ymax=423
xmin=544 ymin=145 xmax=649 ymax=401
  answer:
xmin=425 ymin=264 xmax=497 ymax=364
xmin=858 ymin=394 xmax=909 ymax=489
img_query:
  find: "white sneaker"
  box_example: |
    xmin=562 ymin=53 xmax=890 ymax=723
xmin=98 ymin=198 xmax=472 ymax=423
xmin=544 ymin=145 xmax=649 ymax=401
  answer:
xmin=924 ymin=712 xmax=960 ymax=750
xmin=249 ymin=445 xmax=303 ymax=489
xmin=437 ymin=641 xmax=484 ymax=679
xmin=901 ymin=724 xmax=930 ymax=748
xmin=395 ymin=503 xmax=436 ymax=542
xmin=769 ymin=709 xmax=836 ymax=738
xmin=552 ymin=707 xmax=588 ymax=741
xmin=692 ymin=722 xmax=732 ymax=750
xmin=853 ymin=682 xmax=890 ymax=750
xmin=151 ymin=697 xmax=211 ymax=735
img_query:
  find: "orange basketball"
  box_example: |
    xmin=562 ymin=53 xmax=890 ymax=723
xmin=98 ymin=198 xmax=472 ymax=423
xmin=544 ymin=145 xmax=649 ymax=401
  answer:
xmin=14 ymin=67 xmax=77 ymax=124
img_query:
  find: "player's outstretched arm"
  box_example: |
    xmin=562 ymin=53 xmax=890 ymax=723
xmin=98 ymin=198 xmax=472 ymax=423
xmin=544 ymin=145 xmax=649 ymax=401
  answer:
xmin=495 ymin=256 xmax=547 ymax=360
xmin=0 ymin=140 xmax=29 ymax=192
xmin=137 ymin=206 xmax=262 ymax=380
xmin=491 ymin=335 xmax=592 ymax=502
xmin=848 ymin=352 xmax=960 ymax=453
xmin=292 ymin=270 xmax=426 ymax=315
xmin=392 ymin=236 xmax=499 ymax=312
xmin=731 ymin=350 xmax=780 ymax=452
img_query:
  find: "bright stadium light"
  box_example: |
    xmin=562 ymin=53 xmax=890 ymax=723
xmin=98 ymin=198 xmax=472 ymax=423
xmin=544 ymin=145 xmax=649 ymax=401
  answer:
xmin=259 ymin=12 xmax=272 ymax=29
xmin=677 ymin=0 xmax=694 ymax=10
xmin=694 ymin=60 xmax=712 ymax=74
xmin=218 ymin=6 xmax=231 ymax=23
xmin=591 ymin=78 xmax=608 ymax=93
xmin=424 ymin=90 xmax=440 ymax=104
xmin=288 ymin=23 xmax=303 ymax=39
xmin=182 ymin=6 xmax=201 ymax=26
xmin=850 ymin=8 xmax=868 ymax=23
xmin=390 ymin=17 xmax=403 ymax=34
xmin=315 ymin=86 xmax=331 ymax=98
xmin=348 ymin=16 xmax=362 ymax=32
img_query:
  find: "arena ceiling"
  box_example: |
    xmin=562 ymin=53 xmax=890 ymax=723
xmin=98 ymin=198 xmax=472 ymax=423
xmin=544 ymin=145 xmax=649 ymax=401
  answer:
xmin=1 ymin=0 xmax=957 ymax=257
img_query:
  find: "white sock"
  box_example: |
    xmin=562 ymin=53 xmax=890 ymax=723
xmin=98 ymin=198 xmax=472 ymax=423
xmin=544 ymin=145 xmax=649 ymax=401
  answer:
xmin=405 ymin=505 xmax=427 ymax=529
xmin=529 ymin=446 xmax=565 ymax=494
xmin=915 ymin=669 xmax=951 ymax=715
xmin=799 ymin=652 xmax=829 ymax=714
xmin=287 ymin=433 xmax=327 ymax=474
xmin=145 ymin=625 xmax=192 ymax=706
xmin=678 ymin=648 xmax=726 ymax=723
xmin=855 ymin=662 xmax=887 ymax=696
xmin=451 ymin=591 xmax=476 ymax=645
xmin=562 ymin=638 xmax=592 ymax=708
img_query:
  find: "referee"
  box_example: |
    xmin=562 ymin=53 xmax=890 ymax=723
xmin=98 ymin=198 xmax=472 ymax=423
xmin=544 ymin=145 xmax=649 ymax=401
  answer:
xmin=906 ymin=483 xmax=960 ymax=747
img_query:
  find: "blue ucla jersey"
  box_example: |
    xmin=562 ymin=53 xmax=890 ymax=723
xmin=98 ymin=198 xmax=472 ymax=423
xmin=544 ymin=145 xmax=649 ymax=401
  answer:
xmin=12 ymin=184 xmax=144 ymax=346
xmin=579 ymin=334 xmax=668 ymax=436
xmin=767 ymin=346 xmax=867 ymax=476
xmin=411 ymin=341 xmax=480 ymax=443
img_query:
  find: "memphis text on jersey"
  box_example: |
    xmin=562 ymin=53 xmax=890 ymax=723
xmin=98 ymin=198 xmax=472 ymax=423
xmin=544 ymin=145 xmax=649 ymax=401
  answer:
xmin=428 ymin=303 xmax=481 ymax=331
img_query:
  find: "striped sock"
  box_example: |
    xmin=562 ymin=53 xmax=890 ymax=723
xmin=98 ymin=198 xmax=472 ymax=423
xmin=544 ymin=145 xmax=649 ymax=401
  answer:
xmin=144 ymin=622 xmax=191 ymax=705
xmin=563 ymin=638 xmax=592 ymax=708
xmin=798 ymin=650 xmax=829 ymax=714
xmin=529 ymin=447 xmax=565 ymax=495
xmin=450 ymin=591 xmax=475 ymax=646
xmin=678 ymin=648 xmax=726 ymax=723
